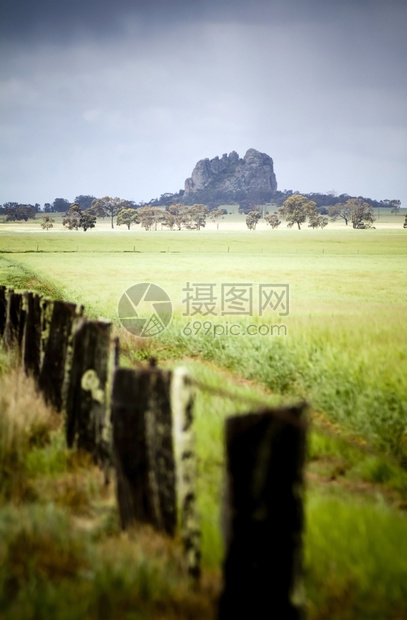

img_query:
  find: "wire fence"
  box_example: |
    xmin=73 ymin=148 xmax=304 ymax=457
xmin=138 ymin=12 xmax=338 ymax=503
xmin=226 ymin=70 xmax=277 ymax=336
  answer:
xmin=0 ymin=283 xmax=402 ymax=616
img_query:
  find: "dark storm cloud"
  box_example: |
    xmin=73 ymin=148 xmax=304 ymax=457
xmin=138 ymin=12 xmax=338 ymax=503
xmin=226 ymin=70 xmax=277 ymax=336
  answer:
xmin=2 ymin=0 xmax=399 ymax=41
xmin=1 ymin=0 xmax=237 ymax=41
xmin=0 ymin=0 xmax=406 ymax=205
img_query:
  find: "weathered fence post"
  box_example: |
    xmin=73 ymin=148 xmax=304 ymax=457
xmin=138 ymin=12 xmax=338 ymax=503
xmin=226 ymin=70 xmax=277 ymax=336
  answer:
xmin=40 ymin=297 xmax=54 ymax=367
xmin=22 ymin=291 xmax=42 ymax=380
xmin=218 ymin=403 xmax=308 ymax=620
xmin=171 ymin=367 xmax=201 ymax=581
xmin=64 ymin=319 xmax=111 ymax=457
xmin=113 ymin=336 xmax=120 ymax=369
xmin=111 ymin=366 xmax=177 ymax=536
xmin=0 ymin=285 xmax=7 ymax=342
xmin=38 ymin=300 xmax=83 ymax=411
xmin=4 ymin=288 xmax=24 ymax=352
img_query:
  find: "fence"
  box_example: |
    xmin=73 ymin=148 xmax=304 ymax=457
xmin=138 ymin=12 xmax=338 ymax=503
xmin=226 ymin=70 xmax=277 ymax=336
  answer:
xmin=0 ymin=284 xmax=308 ymax=618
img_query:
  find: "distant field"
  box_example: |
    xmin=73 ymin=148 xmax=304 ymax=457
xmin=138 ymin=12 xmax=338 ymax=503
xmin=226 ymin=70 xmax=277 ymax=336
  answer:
xmin=1 ymin=226 xmax=406 ymax=461
xmin=1 ymin=223 xmax=407 ymax=618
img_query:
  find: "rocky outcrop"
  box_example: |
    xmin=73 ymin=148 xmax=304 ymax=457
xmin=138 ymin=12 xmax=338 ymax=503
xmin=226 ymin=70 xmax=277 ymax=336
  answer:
xmin=184 ymin=149 xmax=277 ymax=194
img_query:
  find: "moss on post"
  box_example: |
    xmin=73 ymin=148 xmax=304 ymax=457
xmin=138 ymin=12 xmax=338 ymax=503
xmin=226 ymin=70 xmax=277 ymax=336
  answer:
xmin=171 ymin=367 xmax=201 ymax=582
xmin=64 ymin=319 xmax=111 ymax=457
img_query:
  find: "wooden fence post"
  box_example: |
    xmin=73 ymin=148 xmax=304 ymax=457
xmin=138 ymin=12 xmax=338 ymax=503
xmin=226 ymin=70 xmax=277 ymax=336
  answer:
xmin=64 ymin=319 xmax=111 ymax=457
xmin=152 ymin=367 xmax=178 ymax=538
xmin=111 ymin=366 xmax=177 ymax=537
xmin=40 ymin=297 xmax=54 ymax=367
xmin=218 ymin=403 xmax=308 ymax=620
xmin=171 ymin=367 xmax=201 ymax=581
xmin=4 ymin=289 xmax=24 ymax=352
xmin=0 ymin=285 xmax=7 ymax=341
xmin=38 ymin=300 xmax=83 ymax=411
xmin=22 ymin=291 xmax=42 ymax=380
xmin=113 ymin=336 xmax=120 ymax=369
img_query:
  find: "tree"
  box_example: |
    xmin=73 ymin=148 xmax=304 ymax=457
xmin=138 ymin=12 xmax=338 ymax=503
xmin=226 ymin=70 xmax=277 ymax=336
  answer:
xmin=264 ymin=213 xmax=281 ymax=229
xmin=52 ymin=198 xmax=71 ymax=212
xmin=161 ymin=211 xmax=176 ymax=230
xmin=41 ymin=215 xmax=55 ymax=230
xmin=328 ymin=203 xmax=352 ymax=226
xmin=167 ymin=204 xmax=190 ymax=230
xmin=62 ymin=204 xmax=81 ymax=230
xmin=308 ymin=214 xmax=329 ymax=229
xmin=239 ymin=199 xmax=257 ymax=214
xmin=4 ymin=204 xmax=36 ymax=221
xmin=163 ymin=204 xmax=208 ymax=230
xmin=62 ymin=203 xmax=96 ymax=231
xmin=278 ymin=194 xmax=318 ymax=229
xmin=2 ymin=202 xmax=19 ymax=212
xmin=4 ymin=205 xmax=18 ymax=221
xmin=389 ymin=199 xmax=401 ymax=214
xmin=210 ymin=208 xmax=226 ymax=230
xmin=116 ymin=208 xmax=139 ymax=230
xmin=90 ymin=196 xmax=132 ymax=229
xmin=346 ymin=199 xmax=376 ymax=229
xmin=187 ymin=204 xmax=208 ymax=230
xmin=80 ymin=210 xmax=97 ymax=231
xmin=138 ymin=206 xmax=164 ymax=231
xmin=246 ymin=211 xmax=261 ymax=230
xmin=19 ymin=205 xmax=37 ymax=221
xmin=74 ymin=195 xmax=96 ymax=210
xmin=329 ymin=198 xmax=376 ymax=228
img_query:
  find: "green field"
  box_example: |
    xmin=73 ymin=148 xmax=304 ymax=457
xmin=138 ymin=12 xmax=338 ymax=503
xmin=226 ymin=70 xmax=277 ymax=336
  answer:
xmin=1 ymin=223 xmax=407 ymax=618
xmin=1 ymin=227 xmax=406 ymax=456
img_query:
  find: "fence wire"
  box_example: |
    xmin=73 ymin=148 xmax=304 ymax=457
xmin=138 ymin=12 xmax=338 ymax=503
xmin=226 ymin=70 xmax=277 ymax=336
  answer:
xmin=1 ymin=286 xmax=403 ymax=468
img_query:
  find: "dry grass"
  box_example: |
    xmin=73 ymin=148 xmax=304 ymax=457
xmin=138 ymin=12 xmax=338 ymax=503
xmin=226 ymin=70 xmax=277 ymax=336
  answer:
xmin=0 ymin=368 xmax=60 ymax=499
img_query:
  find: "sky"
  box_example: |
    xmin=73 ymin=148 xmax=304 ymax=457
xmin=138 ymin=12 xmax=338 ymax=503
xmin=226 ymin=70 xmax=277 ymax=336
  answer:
xmin=1 ymin=0 xmax=406 ymax=207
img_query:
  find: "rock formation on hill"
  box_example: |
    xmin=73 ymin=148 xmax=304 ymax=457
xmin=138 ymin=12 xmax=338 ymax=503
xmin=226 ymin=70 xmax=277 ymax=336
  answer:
xmin=184 ymin=149 xmax=277 ymax=195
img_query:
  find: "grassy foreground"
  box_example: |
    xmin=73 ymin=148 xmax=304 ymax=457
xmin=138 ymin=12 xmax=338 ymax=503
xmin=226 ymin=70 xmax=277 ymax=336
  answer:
xmin=1 ymin=353 xmax=407 ymax=619
xmin=1 ymin=225 xmax=407 ymax=618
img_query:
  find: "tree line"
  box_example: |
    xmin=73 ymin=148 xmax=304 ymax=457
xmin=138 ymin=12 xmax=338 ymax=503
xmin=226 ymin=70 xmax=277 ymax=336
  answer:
xmin=0 ymin=197 xmax=217 ymax=231
xmin=245 ymin=195 xmax=383 ymax=230
xmin=150 ymin=187 xmax=403 ymax=214
xmin=1 ymin=191 xmax=402 ymax=218
xmin=36 ymin=195 xmax=394 ymax=232
xmin=58 ymin=199 xmax=223 ymax=232
xmin=1 ymin=194 xmax=404 ymax=232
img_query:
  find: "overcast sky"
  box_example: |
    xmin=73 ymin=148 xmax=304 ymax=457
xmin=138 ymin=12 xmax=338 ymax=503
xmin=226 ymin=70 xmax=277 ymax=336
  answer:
xmin=1 ymin=0 xmax=406 ymax=207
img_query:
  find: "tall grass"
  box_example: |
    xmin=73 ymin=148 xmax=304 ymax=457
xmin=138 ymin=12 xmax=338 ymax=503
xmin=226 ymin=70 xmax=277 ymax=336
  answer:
xmin=0 ymin=256 xmax=65 ymax=299
xmin=305 ymin=494 xmax=407 ymax=619
xmin=152 ymin=313 xmax=407 ymax=464
xmin=0 ymin=369 xmax=59 ymax=499
xmin=0 ymin=503 xmax=219 ymax=620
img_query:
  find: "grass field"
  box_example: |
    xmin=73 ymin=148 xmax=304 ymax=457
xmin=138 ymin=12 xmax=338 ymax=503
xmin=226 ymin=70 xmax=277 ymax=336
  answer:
xmin=1 ymin=217 xmax=407 ymax=618
xmin=1 ymin=226 xmax=406 ymax=455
